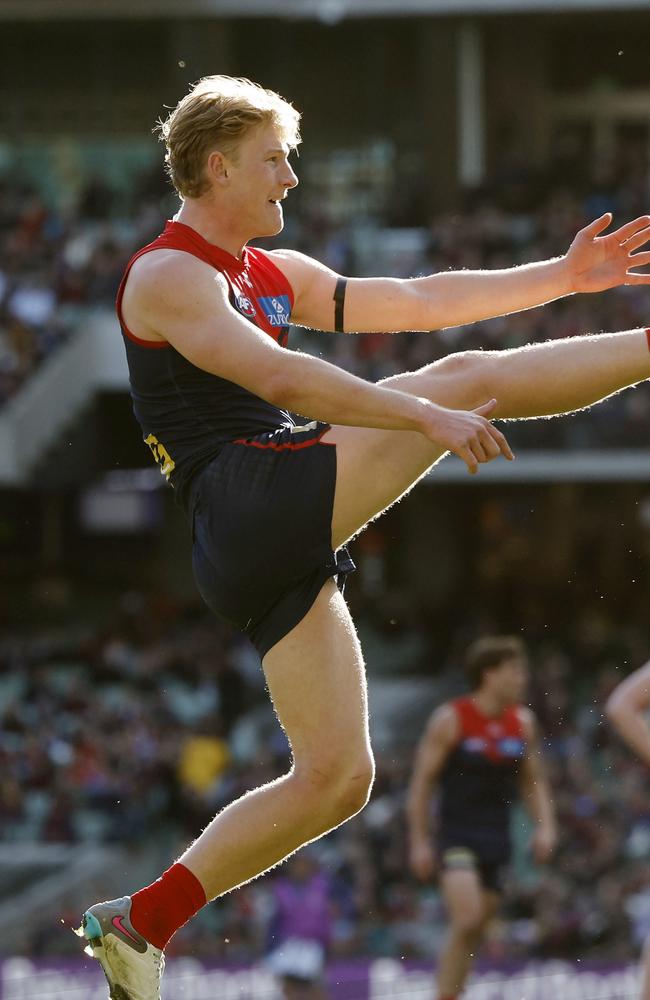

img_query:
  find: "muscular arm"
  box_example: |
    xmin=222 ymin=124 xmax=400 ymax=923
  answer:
xmin=124 ymin=250 xmax=511 ymax=473
xmin=605 ymin=662 xmax=650 ymax=767
xmin=406 ymin=705 xmax=458 ymax=849
xmin=272 ymin=213 xmax=650 ymax=333
xmin=518 ymin=708 xmax=557 ymax=864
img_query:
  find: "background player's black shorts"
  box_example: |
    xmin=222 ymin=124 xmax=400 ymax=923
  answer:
xmin=189 ymin=421 xmax=355 ymax=659
xmin=438 ymin=840 xmax=510 ymax=893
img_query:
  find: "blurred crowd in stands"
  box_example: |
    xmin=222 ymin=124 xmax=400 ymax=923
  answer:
xmin=2 ymin=135 xmax=650 ymax=447
xmin=0 ymin=173 xmax=165 ymax=405
xmin=2 ymin=571 xmax=649 ymax=964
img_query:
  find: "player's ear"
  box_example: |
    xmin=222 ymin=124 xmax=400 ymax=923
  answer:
xmin=206 ymin=150 xmax=231 ymax=187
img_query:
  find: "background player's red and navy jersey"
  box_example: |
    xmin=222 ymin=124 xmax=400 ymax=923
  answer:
xmin=116 ymin=220 xmax=295 ymax=508
xmin=437 ymin=696 xmax=526 ymax=862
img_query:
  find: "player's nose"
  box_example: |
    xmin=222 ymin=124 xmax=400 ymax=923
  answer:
xmin=283 ymin=163 xmax=299 ymax=189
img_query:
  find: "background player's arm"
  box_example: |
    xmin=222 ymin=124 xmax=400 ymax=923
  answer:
xmin=605 ymin=662 xmax=650 ymax=767
xmin=406 ymin=704 xmax=459 ymax=881
xmin=518 ymin=708 xmax=557 ymax=864
xmin=126 ymin=251 xmax=512 ymax=474
xmin=271 ymin=213 xmax=650 ymax=333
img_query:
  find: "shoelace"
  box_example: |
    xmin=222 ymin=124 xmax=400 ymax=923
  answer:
xmin=152 ymin=952 xmax=165 ymax=999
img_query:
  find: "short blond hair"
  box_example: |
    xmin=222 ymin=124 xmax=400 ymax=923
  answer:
xmin=156 ymin=75 xmax=301 ymax=199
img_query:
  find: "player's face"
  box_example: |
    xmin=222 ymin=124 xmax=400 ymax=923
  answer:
xmin=222 ymin=123 xmax=299 ymax=238
xmin=490 ymin=656 xmax=529 ymax=704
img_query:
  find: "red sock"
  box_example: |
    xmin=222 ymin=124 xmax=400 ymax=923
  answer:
xmin=129 ymin=862 xmax=207 ymax=950
xmin=645 ymin=328 xmax=650 ymax=352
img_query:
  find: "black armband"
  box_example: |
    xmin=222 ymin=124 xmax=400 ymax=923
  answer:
xmin=333 ymin=277 xmax=347 ymax=333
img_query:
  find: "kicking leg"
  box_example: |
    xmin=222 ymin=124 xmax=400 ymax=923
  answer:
xmin=324 ymin=328 xmax=650 ymax=546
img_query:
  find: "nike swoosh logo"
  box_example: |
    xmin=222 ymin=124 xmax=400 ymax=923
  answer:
xmin=112 ymin=915 xmax=141 ymax=946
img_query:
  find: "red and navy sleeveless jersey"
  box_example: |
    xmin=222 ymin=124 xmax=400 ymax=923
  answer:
xmin=437 ymin=697 xmax=526 ymax=853
xmin=116 ymin=220 xmax=295 ymax=507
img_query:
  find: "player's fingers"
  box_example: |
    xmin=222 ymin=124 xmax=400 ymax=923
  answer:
xmin=487 ymin=423 xmax=515 ymax=461
xmin=479 ymin=428 xmax=502 ymax=461
xmin=626 ymin=250 xmax=650 ymax=268
xmin=576 ymin=212 xmax=612 ymax=239
xmin=616 ymin=215 xmax=650 ymax=244
xmin=622 ymin=224 xmax=650 ymax=252
xmin=470 ymin=435 xmax=489 ymax=464
xmin=473 ymin=397 xmax=497 ymax=417
xmin=458 ymin=446 xmax=478 ymax=475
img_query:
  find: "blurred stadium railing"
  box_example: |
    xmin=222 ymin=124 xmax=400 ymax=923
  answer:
xmin=0 ymin=313 xmax=125 ymax=485
xmin=2 ymin=0 xmax=649 ymax=16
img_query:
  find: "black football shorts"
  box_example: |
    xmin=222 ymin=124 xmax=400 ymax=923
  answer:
xmin=189 ymin=421 xmax=355 ymax=659
xmin=438 ymin=842 xmax=510 ymax=893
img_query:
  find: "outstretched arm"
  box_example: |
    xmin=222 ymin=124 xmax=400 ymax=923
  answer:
xmin=272 ymin=213 xmax=650 ymax=333
xmin=125 ymin=249 xmax=512 ymax=474
xmin=606 ymin=662 xmax=650 ymax=767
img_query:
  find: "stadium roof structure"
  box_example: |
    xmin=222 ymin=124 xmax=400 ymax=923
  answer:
xmin=4 ymin=0 xmax=650 ymax=18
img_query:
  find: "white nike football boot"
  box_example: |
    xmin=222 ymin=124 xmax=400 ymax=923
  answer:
xmin=75 ymin=896 xmax=165 ymax=1000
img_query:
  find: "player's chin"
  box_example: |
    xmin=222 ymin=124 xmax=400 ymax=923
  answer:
xmin=265 ymin=203 xmax=284 ymax=235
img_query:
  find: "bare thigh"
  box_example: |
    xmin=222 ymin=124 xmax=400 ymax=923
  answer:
xmin=322 ymin=355 xmax=489 ymax=548
xmin=262 ymin=579 xmax=372 ymax=781
xmin=441 ymin=867 xmax=500 ymax=932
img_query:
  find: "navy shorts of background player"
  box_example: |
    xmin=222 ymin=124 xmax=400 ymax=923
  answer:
xmin=116 ymin=220 xmax=354 ymax=659
xmin=436 ymin=696 xmax=527 ymax=892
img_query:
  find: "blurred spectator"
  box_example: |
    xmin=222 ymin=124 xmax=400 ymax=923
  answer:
xmin=265 ymin=852 xmax=335 ymax=999
xmin=177 ymin=720 xmax=231 ymax=800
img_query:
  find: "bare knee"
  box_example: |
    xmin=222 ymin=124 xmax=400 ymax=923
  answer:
xmin=450 ymin=906 xmax=487 ymax=942
xmin=293 ymin=750 xmax=375 ymax=831
xmin=430 ymin=349 xmax=496 ymax=405
xmin=332 ymin=764 xmax=375 ymax=824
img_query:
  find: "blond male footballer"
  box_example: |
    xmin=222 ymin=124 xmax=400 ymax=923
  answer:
xmin=75 ymin=75 xmax=650 ymax=999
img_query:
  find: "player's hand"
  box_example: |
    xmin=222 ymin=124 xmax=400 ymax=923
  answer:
xmin=419 ymin=398 xmax=514 ymax=475
xmin=565 ymin=213 xmax=650 ymax=293
xmin=409 ymin=839 xmax=437 ymax=881
xmin=530 ymin=824 xmax=557 ymax=864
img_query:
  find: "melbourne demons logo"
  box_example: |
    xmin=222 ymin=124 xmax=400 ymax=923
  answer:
xmin=233 ymin=292 xmax=256 ymax=319
xmin=258 ymin=294 xmax=291 ymax=327
xmin=497 ymin=737 xmax=525 ymax=758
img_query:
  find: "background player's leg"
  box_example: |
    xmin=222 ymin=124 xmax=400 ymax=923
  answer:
xmin=436 ymin=870 xmax=499 ymax=999
xmin=641 ymin=933 xmax=650 ymax=1000
xmin=324 ymin=329 xmax=650 ymax=547
xmin=177 ymin=580 xmax=373 ymax=900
